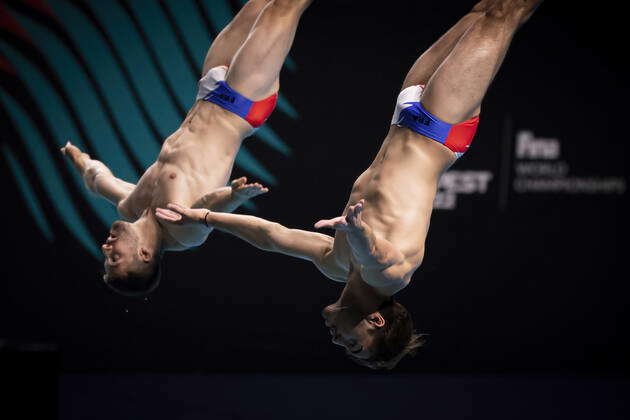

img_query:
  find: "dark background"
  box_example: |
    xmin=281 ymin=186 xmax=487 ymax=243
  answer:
xmin=1 ymin=0 xmax=627 ymax=380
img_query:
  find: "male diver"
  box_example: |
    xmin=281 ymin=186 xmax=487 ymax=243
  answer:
xmin=61 ymin=0 xmax=314 ymax=295
xmin=155 ymin=0 xmax=543 ymax=368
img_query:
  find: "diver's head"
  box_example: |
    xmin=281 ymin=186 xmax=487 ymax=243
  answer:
xmin=322 ymin=298 xmax=426 ymax=369
xmin=102 ymin=220 xmax=162 ymax=296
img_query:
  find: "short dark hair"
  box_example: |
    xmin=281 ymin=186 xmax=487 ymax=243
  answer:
xmin=349 ymin=299 xmax=427 ymax=370
xmin=104 ymin=254 xmax=162 ymax=297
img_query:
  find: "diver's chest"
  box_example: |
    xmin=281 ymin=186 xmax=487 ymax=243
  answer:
xmin=131 ymin=169 xmax=194 ymax=210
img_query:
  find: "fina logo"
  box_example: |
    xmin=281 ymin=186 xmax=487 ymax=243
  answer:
xmin=512 ymin=130 xmax=625 ymax=194
xmin=516 ymin=130 xmax=560 ymax=160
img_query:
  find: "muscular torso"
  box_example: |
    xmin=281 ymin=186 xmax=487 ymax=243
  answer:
xmin=118 ymin=101 xmax=252 ymax=250
xmin=326 ymin=125 xmax=456 ymax=293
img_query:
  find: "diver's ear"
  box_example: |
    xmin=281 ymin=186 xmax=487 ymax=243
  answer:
xmin=367 ymin=312 xmax=386 ymax=329
xmin=139 ymin=247 xmax=152 ymax=263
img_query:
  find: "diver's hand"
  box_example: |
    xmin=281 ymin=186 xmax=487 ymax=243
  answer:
xmin=314 ymin=200 xmax=366 ymax=232
xmin=60 ymin=141 xmax=90 ymax=176
xmin=230 ymin=176 xmax=269 ymax=200
xmin=155 ymin=203 xmax=213 ymax=228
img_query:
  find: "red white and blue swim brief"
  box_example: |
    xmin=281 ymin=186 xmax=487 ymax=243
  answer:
xmin=196 ymin=65 xmax=277 ymax=129
xmin=391 ymin=84 xmax=479 ymax=158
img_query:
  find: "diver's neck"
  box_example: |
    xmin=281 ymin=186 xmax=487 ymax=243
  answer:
xmin=337 ymin=268 xmax=388 ymax=316
xmin=133 ymin=209 xmax=163 ymax=253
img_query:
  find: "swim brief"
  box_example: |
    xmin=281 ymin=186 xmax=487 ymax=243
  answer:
xmin=391 ymin=84 xmax=479 ymax=158
xmin=196 ymin=65 xmax=277 ymax=128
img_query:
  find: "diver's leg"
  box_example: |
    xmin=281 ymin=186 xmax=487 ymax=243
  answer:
xmin=201 ymin=0 xmax=272 ymax=76
xmin=420 ymin=0 xmax=542 ymax=123
xmin=225 ymin=0 xmax=313 ymax=100
xmin=401 ymin=0 xmax=494 ymax=89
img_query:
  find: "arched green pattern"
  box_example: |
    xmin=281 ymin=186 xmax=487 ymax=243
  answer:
xmin=0 ymin=90 xmax=100 ymax=258
xmin=1 ymin=0 xmax=301 ymax=258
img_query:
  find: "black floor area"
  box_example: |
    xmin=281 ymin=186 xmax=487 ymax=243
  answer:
xmin=57 ymin=373 xmax=629 ymax=420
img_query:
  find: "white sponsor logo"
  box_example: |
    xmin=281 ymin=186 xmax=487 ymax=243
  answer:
xmin=434 ymin=170 xmax=493 ymax=210
xmin=513 ymin=130 xmax=625 ymax=194
xmin=516 ymin=130 xmax=560 ymax=160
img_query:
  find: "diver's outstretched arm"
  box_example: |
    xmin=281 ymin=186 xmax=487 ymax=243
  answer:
xmin=156 ymin=203 xmax=329 ymax=258
xmin=155 ymin=202 xmax=346 ymax=280
xmin=60 ymin=141 xmax=134 ymax=206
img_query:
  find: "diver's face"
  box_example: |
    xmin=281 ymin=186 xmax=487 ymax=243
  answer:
xmin=101 ymin=221 xmax=138 ymax=278
xmin=322 ymin=304 xmax=374 ymax=359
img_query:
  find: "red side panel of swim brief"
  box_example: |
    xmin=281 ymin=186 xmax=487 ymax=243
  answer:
xmin=245 ymin=93 xmax=278 ymax=128
xmin=444 ymin=116 xmax=480 ymax=154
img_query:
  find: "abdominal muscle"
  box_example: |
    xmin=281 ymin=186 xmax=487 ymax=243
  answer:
xmin=331 ymin=126 xmax=456 ymax=272
xmin=119 ymin=101 xmax=251 ymax=248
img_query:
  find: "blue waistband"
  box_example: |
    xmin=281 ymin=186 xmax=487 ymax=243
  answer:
xmin=396 ymin=102 xmax=452 ymax=144
xmin=203 ymin=80 xmax=252 ymax=120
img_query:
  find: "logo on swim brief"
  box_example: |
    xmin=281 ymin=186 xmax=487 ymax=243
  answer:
xmin=403 ymin=102 xmax=431 ymax=126
xmin=216 ymin=92 xmax=236 ymax=104
xmin=412 ymin=114 xmax=431 ymax=126
xmin=434 ymin=170 xmax=493 ymax=210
